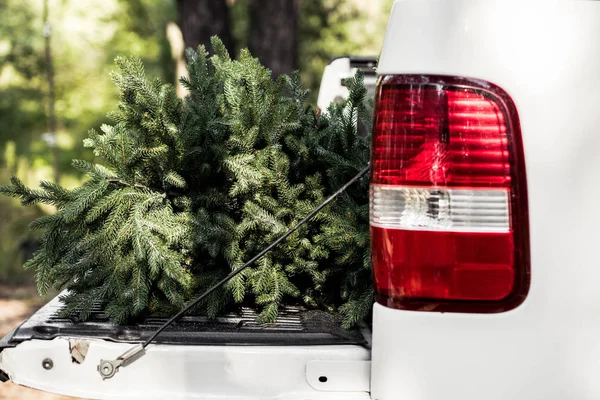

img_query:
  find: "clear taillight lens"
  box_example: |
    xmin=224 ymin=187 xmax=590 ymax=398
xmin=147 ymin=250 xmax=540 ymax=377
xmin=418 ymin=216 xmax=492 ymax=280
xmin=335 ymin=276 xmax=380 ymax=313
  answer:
xmin=370 ymin=75 xmax=529 ymax=312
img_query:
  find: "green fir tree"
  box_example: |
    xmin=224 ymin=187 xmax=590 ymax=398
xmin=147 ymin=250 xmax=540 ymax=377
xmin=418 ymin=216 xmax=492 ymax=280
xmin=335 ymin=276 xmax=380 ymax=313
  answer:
xmin=0 ymin=37 xmax=373 ymax=327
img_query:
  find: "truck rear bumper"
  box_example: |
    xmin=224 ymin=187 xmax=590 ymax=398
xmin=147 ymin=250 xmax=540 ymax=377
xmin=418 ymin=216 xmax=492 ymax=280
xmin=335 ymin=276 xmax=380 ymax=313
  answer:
xmin=0 ymin=338 xmax=370 ymax=399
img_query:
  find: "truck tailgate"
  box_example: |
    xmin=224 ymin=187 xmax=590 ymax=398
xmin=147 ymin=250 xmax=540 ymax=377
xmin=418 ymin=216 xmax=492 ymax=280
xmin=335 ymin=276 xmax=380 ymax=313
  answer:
xmin=0 ymin=293 xmax=371 ymax=399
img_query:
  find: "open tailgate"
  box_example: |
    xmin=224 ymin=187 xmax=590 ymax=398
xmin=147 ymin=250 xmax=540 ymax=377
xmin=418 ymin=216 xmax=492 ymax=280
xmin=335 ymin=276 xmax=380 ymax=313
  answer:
xmin=0 ymin=292 xmax=371 ymax=399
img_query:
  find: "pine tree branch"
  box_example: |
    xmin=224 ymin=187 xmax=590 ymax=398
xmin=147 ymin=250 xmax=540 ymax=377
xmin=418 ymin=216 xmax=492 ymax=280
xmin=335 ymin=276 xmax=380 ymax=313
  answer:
xmin=107 ymin=178 xmax=151 ymax=191
xmin=2 ymin=39 xmax=374 ymax=328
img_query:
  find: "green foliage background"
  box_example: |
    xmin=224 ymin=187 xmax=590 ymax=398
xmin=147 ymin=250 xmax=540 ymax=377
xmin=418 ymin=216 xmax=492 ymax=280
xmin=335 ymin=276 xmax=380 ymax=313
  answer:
xmin=0 ymin=0 xmax=391 ymax=285
xmin=0 ymin=0 xmax=176 ymax=282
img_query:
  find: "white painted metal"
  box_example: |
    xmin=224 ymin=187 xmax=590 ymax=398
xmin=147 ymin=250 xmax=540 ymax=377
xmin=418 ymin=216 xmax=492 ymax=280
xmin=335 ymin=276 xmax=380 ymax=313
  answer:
xmin=371 ymin=1 xmax=600 ymax=399
xmin=0 ymin=338 xmax=371 ymax=400
xmin=306 ymin=360 xmax=370 ymax=392
xmin=316 ymin=57 xmax=377 ymax=112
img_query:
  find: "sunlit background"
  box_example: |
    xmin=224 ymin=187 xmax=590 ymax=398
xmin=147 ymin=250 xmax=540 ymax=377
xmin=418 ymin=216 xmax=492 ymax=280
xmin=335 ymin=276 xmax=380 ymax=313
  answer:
xmin=0 ymin=1 xmax=390 ymax=397
xmin=0 ymin=0 xmax=391 ymax=283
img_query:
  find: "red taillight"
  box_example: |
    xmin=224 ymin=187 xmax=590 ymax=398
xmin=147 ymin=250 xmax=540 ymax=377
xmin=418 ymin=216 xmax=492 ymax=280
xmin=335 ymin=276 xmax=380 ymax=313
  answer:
xmin=370 ymin=75 xmax=529 ymax=312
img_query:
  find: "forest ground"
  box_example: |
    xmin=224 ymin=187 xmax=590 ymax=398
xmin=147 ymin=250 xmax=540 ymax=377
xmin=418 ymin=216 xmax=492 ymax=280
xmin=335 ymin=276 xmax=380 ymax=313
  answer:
xmin=0 ymin=285 xmax=81 ymax=400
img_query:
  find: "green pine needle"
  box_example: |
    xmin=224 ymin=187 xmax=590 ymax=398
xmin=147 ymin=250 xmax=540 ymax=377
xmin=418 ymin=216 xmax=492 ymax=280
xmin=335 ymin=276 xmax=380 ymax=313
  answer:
xmin=3 ymin=38 xmax=374 ymax=328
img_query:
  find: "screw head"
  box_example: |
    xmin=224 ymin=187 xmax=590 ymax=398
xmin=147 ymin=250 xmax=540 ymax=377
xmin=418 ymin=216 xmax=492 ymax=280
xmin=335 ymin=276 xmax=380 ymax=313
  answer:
xmin=42 ymin=358 xmax=53 ymax=370
xmin=98 ymin=361 xmax=115 ymax=379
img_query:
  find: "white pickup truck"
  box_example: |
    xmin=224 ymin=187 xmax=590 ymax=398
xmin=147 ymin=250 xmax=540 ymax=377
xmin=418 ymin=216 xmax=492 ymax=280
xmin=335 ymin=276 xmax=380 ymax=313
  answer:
xmin=3 ymin=1 xmax=600 ymax=399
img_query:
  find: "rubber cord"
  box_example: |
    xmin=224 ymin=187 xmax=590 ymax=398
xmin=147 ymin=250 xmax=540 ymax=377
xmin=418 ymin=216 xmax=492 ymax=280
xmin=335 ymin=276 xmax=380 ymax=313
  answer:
xmin=143 ymin=164 xmax=370 ymax=348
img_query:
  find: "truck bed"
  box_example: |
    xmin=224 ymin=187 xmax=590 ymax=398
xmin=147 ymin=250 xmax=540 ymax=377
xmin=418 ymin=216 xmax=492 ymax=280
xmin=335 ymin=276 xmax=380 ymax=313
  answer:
xmin=1 ymin=291 xmax=367 ymax=349
xmin=0 ymin=292 xmax=371 ymax=399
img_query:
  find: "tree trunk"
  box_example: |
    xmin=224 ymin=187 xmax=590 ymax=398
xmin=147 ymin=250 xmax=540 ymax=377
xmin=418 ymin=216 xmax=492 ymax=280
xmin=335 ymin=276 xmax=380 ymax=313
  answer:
xmin=249 ymin=0 xmax=299 ymax=77
xmin=43 ymin=0 xmax=59 ymax=184
xmin=176 ymin=0 xmax=234 ymax=55
xmin=166 ymin=22 xmax=188 ymax=98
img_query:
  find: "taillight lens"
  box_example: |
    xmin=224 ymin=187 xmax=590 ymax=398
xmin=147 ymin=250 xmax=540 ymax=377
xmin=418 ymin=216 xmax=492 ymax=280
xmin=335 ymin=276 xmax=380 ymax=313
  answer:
xmin=370 ymin=75 xmax=529 ymax=312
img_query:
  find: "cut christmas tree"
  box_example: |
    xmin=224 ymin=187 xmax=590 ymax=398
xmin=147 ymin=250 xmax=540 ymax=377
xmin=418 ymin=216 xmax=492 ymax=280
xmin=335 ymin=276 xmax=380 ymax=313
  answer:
xmin=0 ymin=37 xmax=372 ymax=328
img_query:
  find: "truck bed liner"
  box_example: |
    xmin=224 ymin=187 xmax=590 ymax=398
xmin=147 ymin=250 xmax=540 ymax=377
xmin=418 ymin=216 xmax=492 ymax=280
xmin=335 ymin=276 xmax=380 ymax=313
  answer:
xmin=1 ymin=292 xmax=366 ymax=348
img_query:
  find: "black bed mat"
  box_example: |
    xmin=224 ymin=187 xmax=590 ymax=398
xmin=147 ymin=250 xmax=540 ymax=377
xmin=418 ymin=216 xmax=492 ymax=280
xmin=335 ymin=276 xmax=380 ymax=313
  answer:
xmin=0 ymin=292 xmax=366 ymax=349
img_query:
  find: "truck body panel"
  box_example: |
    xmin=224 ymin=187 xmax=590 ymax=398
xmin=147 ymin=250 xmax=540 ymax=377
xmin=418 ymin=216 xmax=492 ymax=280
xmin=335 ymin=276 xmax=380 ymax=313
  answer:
xmin=0 ymin=292 xmax=371 ymax=399
xmin=371 ymin=1 xmax=600 ymax=399
xmin=1 ymin=338 xmax=370 ymax=400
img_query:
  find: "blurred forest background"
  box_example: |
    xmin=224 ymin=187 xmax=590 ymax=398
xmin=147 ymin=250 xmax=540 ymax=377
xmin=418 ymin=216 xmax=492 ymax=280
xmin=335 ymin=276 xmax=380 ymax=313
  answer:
xmin=0 ymin=0 xmax=391 ymax=286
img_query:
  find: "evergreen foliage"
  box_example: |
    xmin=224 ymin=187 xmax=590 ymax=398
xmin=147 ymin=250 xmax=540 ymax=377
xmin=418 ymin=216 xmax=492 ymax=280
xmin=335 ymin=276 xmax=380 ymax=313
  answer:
xmin=0 ymin=38 xmax=372 ymax=328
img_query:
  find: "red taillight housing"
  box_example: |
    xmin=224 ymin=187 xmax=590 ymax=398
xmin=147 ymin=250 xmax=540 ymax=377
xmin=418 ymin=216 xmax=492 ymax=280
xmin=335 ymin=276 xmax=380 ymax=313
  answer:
xmin=370 ymin=75 xmax=529 ymax=312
